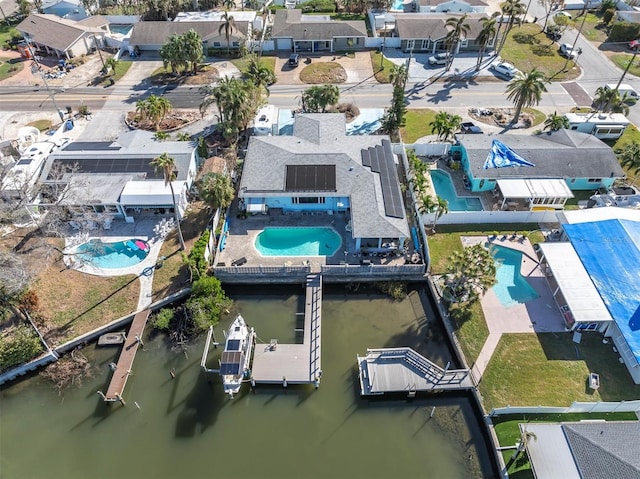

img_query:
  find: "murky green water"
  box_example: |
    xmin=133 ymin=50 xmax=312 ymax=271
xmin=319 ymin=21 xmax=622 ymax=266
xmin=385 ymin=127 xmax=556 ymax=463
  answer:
xmin=0 ymin=287 xmax=495 ymax=479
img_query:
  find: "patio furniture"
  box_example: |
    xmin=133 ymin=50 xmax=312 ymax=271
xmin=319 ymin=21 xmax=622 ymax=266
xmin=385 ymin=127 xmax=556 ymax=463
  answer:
xmin=232 ymin=257 xmax=247 ymax=266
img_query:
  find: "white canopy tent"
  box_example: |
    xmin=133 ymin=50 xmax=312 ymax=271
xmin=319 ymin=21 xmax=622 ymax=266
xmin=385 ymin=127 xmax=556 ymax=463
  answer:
xmin=496 ymin=178 xmax=574 ymax=210
xmin=538 ymin=243 xmax=613 ymax=327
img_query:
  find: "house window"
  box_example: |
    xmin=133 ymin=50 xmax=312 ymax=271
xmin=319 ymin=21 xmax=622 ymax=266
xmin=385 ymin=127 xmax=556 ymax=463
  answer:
xmin=460 ymin=39 xmax=468 ymax=47
xmin=293 ymin=197 xmax=326 ymax=204
xmin=232 ymin=42 xmax=239 ymax=47
xmin=213 ymin=42 xmax=221 ymax=47
xmin=587 ymin=178 xmax=602 ymax=183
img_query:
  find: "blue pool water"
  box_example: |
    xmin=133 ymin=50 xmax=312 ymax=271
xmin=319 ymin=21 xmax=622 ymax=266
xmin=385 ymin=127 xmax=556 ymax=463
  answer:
xmin=391 ymin=0 xmax=404 ymax=10
xmin=255 ymin=227 xmax=342 ymax=256
xmin=429 ymin=170 xmax=483 ymax=211
xmin=110 ymin=25 xmax=133 ymax=35
xmin=490 ymin=244 xmax=539 ymax=308
xmin=76 ymin=239 xmax=149 ymax=269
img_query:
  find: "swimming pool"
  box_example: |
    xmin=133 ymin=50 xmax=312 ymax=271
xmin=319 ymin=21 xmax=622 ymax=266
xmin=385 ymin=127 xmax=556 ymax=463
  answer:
xmin=391 ymin=0 xmax=405 ymax=10
xmin=76 ymin=239 xmax=150 ymax=269
xmin=255 ymin=227 xmax=341 ymax=257
xmin=429 ymin=170 xmax=483 ymax=211
xmin=110 ymin=25 xmax=133 ymax=35
xmin=490 ymin=244 xmax=539 ymax=308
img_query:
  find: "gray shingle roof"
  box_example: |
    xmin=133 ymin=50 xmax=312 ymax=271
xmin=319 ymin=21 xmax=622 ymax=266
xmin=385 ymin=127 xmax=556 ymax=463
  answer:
xmin=419 ymin=0 xmax=487 ymax=6
xmin=129 ymin=20 xmax=248 ymax=46
xmin=461 ymin=130 xmax=624 ymax=180
xmin=563 ymin=422 xmax=640 ymax=479
xmin=77 ymin=15 xmax=109 ymax=28
xmin=394 ymin=12 xmax=489 ymax=40
xmin=271 ymin=9 xmax=367 ymax=40
xmin=17 ymin=13 xmax=98 ymax=52
xmin=239 ymin=114 xmax=409 ymax=240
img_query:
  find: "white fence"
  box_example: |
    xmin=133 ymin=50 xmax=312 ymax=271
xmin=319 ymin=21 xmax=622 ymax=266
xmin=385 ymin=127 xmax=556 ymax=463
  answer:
xmin=215 ymin=265 xmax=311 ymax=275
xmin=405 ymin=143 xmax=450 ymax=157
xmin=490 ymin=400 xmax=640 ymax=416
xmin=321 ymin=264 xmax=425 ymax=276
xmin=205 ymin=208 xmax=221 ymax=265
xmin=421 ymin=209 xmax=560 ymax=226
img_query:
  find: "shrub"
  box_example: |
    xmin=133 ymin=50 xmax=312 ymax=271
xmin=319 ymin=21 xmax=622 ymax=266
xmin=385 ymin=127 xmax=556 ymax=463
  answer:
xmin=185 ymin=230 xmax=210 ymax=279
xmin=0 ymin=324 xmax=43 ymax=371
xmin=602 ymin=8 xmax=616 ymax=24
xmin=153 ymin=308 xmax=175 ymax=330
xmin=375 ymin=281 xmax=407 ymax=300
xmin=186 ymin=275 xmax=232 ymax=332
xmin=299 ymin=0 xmax=336 ymax=12
xmin=608 ymin=22 xmax=640 ymax=42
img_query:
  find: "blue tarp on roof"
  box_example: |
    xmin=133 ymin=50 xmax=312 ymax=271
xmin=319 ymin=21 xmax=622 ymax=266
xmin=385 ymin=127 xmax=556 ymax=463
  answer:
xmin=564 ymin=219 xmax=640 ymax=363
xmin=482 ymin=139 xmax=535 ymax=169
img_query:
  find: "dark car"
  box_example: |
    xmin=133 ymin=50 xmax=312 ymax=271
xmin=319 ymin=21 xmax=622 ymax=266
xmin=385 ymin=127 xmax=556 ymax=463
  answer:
xmin=545 ymin=26 xmax=561 ymax=41
xmin=288 ymin=53 xmax=300 ymax=67
xmin=460 ymin=122 xmax=483 ymax=134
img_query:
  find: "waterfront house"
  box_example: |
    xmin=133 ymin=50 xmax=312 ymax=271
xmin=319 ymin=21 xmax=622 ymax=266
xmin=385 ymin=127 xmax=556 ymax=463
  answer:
xmin=393 ymin=13 xmax=496 ymax=54
xmin=454 ymin=130 xmax=624 ymax=197
xmin=238 ymin=113 xmax=410 ymax=254
xmin=521 ymin=421 xmax=640 ymax=478
xmin=413 ymin=0 xmax=488 ymax=14
xmin=537 ymin=207 xmax=640 ymax=383
xmin=36 ymin=131 xmax=198 ymax=222
xmin=270 ymin=9 xmax=367 ymax=53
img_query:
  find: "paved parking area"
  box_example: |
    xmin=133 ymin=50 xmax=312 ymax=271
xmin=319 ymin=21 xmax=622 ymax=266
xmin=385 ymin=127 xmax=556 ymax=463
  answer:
xmin=274 ymin=51 xmax=375 ymax=85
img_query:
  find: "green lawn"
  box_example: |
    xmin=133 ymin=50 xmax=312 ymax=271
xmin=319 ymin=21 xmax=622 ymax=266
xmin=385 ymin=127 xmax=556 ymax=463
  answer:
xmin=609 ymin=124 xmax=640 ymax=186
xmin=450 ymin=300 xmax=488 ymax=366
xmin=370 ymin=51 xmax=397 ymax=83
xmin=479 ymin=333 xmax=640 ymax=412
xmin=400 ymin=109 xmax=438 ymax=143
xmin=94 ymin=60 xmax=132 ymax=86
xmin=568 ymin=12 xmax=609 ymax=43
xmin=563 ymin=190 xmax=594 ymax=210
xmin=231 ymin=55 xmax=276 ymax=75
xmin=0 ymin=57 xmax=23 ymax=81
xmin=0 ymin=23 xmax=18 ymax=47
xmin=610 ymin=53 xmax=640 ymax=79
xmin=500 ymin=23 xmax=581 ymax=82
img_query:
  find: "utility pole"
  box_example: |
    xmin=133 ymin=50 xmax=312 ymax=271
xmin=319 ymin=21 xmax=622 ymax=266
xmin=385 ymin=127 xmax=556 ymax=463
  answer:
xmin=92 ymin=34 xmax=106 ymax=73
xmin=615 ymin=48 xmax=639 ymax=91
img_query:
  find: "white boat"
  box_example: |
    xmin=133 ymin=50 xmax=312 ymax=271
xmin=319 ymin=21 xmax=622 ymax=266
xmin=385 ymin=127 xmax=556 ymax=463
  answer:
xmin=220 ymin=314 xmax=254 ymax=398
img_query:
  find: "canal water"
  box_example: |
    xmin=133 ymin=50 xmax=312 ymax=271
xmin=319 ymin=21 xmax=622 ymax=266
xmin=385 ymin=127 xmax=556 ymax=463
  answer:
xmin=0 ymin=287 xmax=495 ymax=478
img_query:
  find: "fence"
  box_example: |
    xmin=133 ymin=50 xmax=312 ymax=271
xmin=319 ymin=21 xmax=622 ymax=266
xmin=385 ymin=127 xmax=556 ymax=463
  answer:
xmin=405 ymin=143 xmax=450 ymax=157
xmin=321 ymin=264 xmax=425 ymax=276
xmin=204 ymin=208 xmax=221 ymax=265
xmin=490 ymin=400 xmax=640 ymax=416
xmin=215 ymin=265 xmax=311 ymax=275
xmin=421 ymin=209 xmax=560 ymax=226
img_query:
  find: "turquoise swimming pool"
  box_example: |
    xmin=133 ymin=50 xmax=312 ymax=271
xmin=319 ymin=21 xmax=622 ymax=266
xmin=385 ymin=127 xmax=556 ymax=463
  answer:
xmin=490 ymin=244 xmax=539 ymax=308
xmin=76 ymin=239 xmax=150 ymax=269
xmin=429 ymin=170 xmax=483 ymax=211
xmin=255 ymin=227 xmax=341 ymax=257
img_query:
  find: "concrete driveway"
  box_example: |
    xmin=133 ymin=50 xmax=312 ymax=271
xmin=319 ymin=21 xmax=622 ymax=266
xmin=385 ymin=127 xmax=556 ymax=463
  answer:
xmin=274 ymin=51 xmax=375 ymax=85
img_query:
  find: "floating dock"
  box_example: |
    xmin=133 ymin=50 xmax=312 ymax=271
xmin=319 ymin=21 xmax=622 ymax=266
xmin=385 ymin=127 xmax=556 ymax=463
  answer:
xmin=251 ymin=274 xmax=322 ymax=386
xmin=99 ymin=309 xmax=150 ymax=404
xmin=357 ymin=348 xmax=473 ymax=396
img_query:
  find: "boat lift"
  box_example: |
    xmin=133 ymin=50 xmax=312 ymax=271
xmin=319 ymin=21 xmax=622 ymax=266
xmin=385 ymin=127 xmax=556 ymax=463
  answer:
xmin=200 ymin=326 xmax=220 ymax=374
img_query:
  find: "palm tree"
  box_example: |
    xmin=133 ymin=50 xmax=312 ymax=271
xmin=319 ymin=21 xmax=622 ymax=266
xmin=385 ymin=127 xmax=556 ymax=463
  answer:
xmin=476 ymin=18 xmax=497 ymax=70
xmin=151 ymin=153 xmax=185 ymax=251
xmin=505 ymin=68 xmax=547 ymax=124
xmin=219 ymin=10 xmax=237 ymax=55
xmin=160 ymin=33 xmax=186 ymax=74
xmin=182 ymin=29 xmax=204 ymax=75
xmin=136 ymin=95 xmax=172 ymax=131
xmin=618 ymin=141 xmax=640 ymax=177
xmin=543 ymin=111 xmax=569 ymax=131
xmin=593 ymin=86 xmax=619 ymax=112
xmin=497 ymin=0 xmax=525 ymax=53
xmin=420 ymin=195 xmax=449 ymax=232
xmin=105 ymin=57 xmax=119 ymax=75
xmin=444 ymin=243 xmax=497 ymax=304
xmin=444 ymin=14 xmax=471 ymax=72
xmin=429 ymin=111 xmax=462 ymax=142
xmin=245 ymin=55 xmax=276 ymax=92
xmin=198 ymin=173 xmax=235 ymax=211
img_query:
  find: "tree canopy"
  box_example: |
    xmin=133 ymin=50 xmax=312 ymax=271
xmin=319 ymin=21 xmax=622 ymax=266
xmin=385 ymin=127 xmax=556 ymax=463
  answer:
xmin=505 ymin=68 xmax=547 ymax=123
xmin=300 ymin=85 xmax=340 ymax=113
xmin=160 ymin=29 xmax=204 ymax=76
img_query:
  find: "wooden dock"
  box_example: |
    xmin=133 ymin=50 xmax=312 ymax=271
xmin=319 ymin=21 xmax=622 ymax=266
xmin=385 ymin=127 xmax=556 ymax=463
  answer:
xmin=251 ymin=274 xmax=322 ymax=385
xmin=100 ymin=309 xmax=150 ymax=404
xmin=357 ymin=348 xmax=473 ymax=396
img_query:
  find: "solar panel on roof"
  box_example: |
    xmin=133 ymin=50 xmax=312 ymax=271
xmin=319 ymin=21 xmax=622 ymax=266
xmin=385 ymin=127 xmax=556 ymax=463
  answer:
xmin=227 ymin=339 xmax=241 ymax=351
xmin=361 ymin=149 xmax=371 ymax=167
xmin=220 ymin=351 xmax=243 ymax=375
xmin=285 ymin=165 xmax=336 ymax=191
xmin=62 ymin=141 xmax=121 ymax=152
xmin=360 ymin=140 xmax=405 ymax=219
xmin=51 ymin=158 xmax=164 ymax=179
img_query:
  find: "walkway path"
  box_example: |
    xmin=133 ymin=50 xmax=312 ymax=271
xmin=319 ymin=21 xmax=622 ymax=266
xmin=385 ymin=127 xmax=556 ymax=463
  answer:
xmin=471 ymin=332 xmax=502 ymax=381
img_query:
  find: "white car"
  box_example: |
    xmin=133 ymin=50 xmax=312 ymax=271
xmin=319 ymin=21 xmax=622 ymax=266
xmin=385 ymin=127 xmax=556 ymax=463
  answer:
xmin=554 ymin=11 xmax=572 ymax=19
xmin=489 ymin=61 xmax=519 ymax=79
xmin=559 ymin=43 xmax=576 ymax=59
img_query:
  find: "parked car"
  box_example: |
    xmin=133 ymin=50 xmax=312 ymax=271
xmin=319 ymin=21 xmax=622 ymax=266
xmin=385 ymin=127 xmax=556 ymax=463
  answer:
xmin=545 ymin=26 xmax=561 ymax=41
xmin=428 ymin=52 xmax=451 ymax=66
xmin=603 ymin=83 xmax=639 ymax=104
xmin=489 ymin=61 xmax=519 ymax=79
xmin=629 ymin=39 xmax=640 ymax=50
xmin=288 ymin=53 xmax=300 ymax=67
xmin=554 ymin=11 xmax=572 ymax=19
xmin=460 ymin=122 xmax=483 ymax=134
xmin=559 ymin=43 xmax=577 ymax=59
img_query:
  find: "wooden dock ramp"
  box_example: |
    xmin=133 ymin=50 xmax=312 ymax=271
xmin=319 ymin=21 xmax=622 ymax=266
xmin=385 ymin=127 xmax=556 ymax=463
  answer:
xmin=251 ymin=274 xmax=322 ymax=386
xmin=100 ymin=309 xmax=150 ymax=404
xmin=357 ymin=348 xmax=473 ymax=396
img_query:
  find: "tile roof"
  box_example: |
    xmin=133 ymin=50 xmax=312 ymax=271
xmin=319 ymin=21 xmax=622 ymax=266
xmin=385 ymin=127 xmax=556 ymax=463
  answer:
xmin=461 ymin=130 xmax=624 ymax=180
xmin=393 ymin=12 xmax=489 ymax=39
xmin=17 ymin=13 xmax=99 ymax=52
xmin=129 ymin=20 xmax=248 ymax=45
xmin=564 ymin=422 xmax=640 ymax=479
xmin=272 ymin=9 xmax=367 ymax=40
xmin=239 ymin=114 xmax=409 ymax=239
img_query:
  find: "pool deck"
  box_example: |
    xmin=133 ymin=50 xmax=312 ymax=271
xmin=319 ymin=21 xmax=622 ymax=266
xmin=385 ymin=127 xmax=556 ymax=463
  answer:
xmin=216 ymin=208 xmax=416 ymax=271
xmin=459 ymin=236 xmax=566 ymax=380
